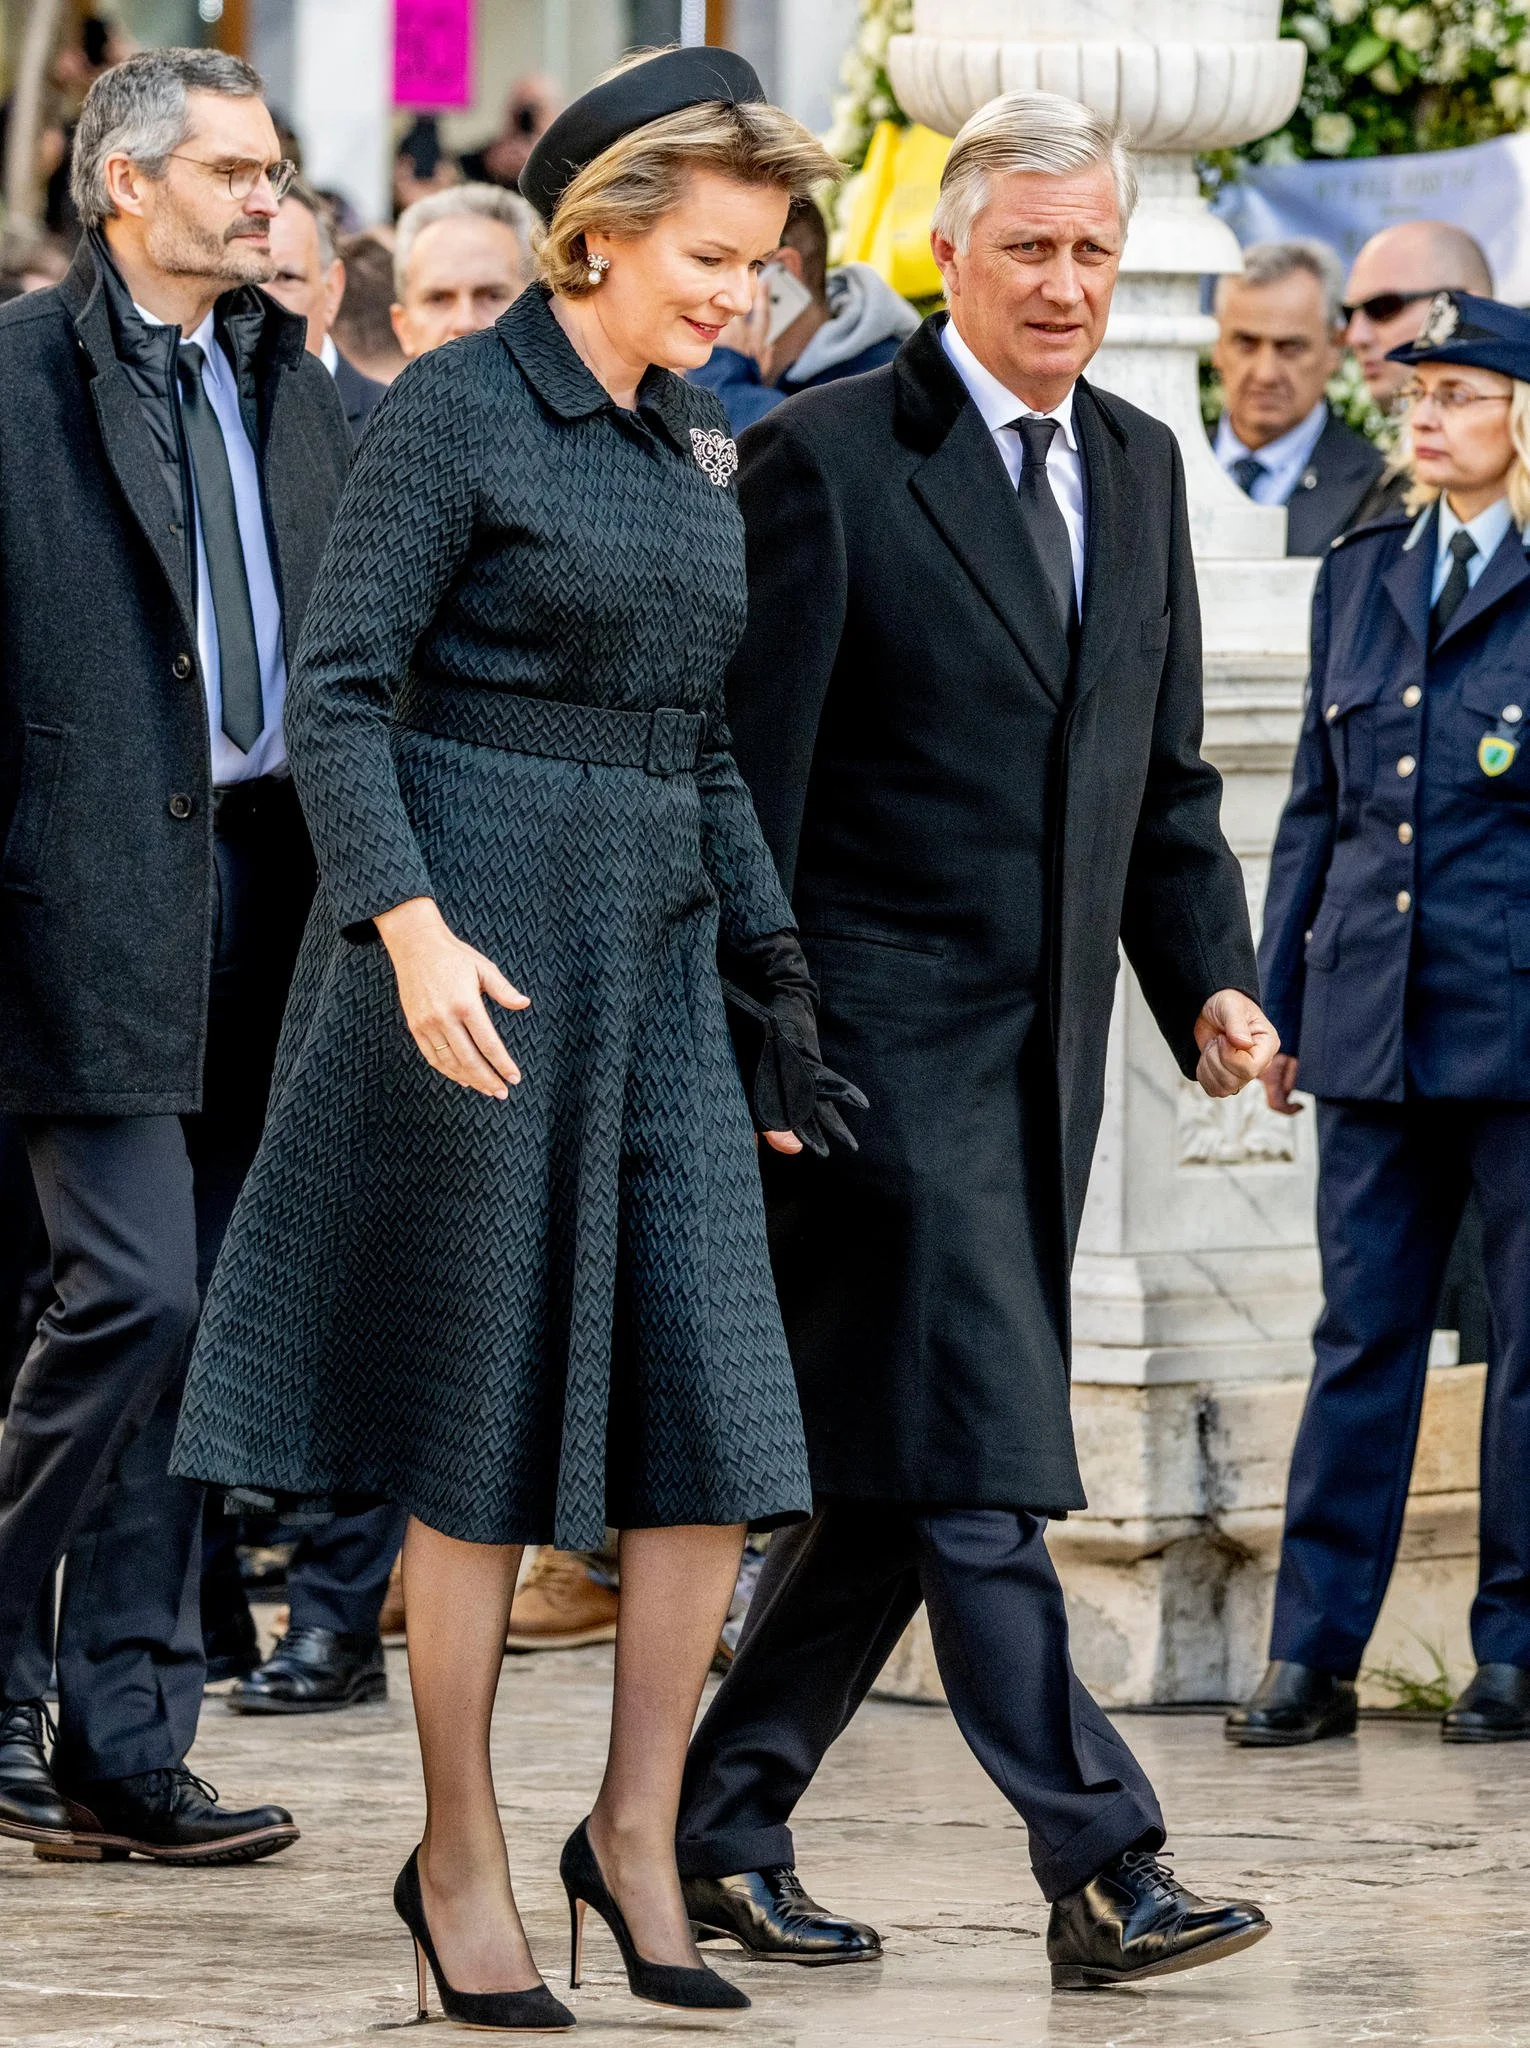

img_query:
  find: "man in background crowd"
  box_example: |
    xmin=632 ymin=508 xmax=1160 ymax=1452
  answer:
xmin=459 ymin=72 xmax=559 ymax=190
xmin=1344 ymin=219 xmax=1495 ymax=527
xmin=1211 ymin=238 xmax=1382 ymax=555
xmin=265 ymin=185 xmax=386 ymax=438
xmin=693 ymin=195 xmax=919 ymax=434
xmin=332 ymin=231 xmax=405 ymax=385
xmin=389 ymin=182 xmax=533 ymax=357
xmin=0 ymin=48 xmax=352 ymax=1860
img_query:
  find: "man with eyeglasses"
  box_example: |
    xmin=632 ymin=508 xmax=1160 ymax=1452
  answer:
xmin=0 ymin=49 xmax=352 ymax=1864
xmin=1342 ymin=220 xmax=1495 ymax=529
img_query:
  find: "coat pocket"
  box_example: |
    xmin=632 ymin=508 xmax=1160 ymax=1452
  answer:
xmin=1 ymin=724 xmax=68 ymax=894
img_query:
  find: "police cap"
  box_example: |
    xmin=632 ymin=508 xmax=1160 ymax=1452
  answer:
xmin=1386 ymin=289 xmax=1530 ymax=381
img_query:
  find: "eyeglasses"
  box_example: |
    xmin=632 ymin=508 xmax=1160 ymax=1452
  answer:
xmin=1341 ymin=289 xmax=1446 ymax=325
xmin=1401 ymin=380 xmax=1512 ymax=412
xmin=164 ymin=153 xmax=298 ymax=202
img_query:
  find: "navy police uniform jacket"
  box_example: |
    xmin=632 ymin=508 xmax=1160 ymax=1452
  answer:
xmin=1260 ymin=501 xmax=1530 ymax=1100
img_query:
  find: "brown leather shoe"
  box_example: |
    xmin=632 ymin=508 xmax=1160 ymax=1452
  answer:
xmin=504 ymin=1549 xmax=618 ymax=1652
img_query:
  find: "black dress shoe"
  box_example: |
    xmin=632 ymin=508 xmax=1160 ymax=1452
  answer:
xmin=39 ymin=1765 xmax=299 ymax=1865
xmin=684 ymin=1867 xmax=882 ymax=1965
xmin=0 ymin=1702 xmax=71 ymax=1846
xmin=1048 ymin=1847 xmax=1270 ymax=1990
xmin=1442 ymin=1663 xmax=1530 ymax=1743
xmin=227 ymin=1626 xmax=387 ymax=1715
xmin=1224 ymin=1660 xmax=1358 ymax=1747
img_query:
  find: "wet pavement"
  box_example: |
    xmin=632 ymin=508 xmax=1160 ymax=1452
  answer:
xmin=4 ymin=1643 xmax=1529 ymax=2047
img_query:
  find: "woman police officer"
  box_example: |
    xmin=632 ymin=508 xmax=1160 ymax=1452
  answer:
xmin=1230 ymin=292 xmax=1530 ymax=1748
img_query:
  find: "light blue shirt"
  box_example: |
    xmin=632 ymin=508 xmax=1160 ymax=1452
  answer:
xmin=137 ymin=303 xmax=288 ymax=784
xmin=1214 ymin=399 xmax=1329 ymax=508
xmin=940 ymin=318 xmax=1086 ymax=611
xmin=1432 ymin=493 xmax=1517 ymax=602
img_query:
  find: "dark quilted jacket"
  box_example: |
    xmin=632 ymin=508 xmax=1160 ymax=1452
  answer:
xmin=173 ymin=286 xmax=812 ymax=1547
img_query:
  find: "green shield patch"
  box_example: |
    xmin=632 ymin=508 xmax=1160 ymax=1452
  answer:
xmin=1479 ymin=734 xmax=1519 ymax=778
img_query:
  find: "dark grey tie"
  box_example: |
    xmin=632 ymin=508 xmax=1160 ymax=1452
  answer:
xmin=1430 ymin=527 xmax=1478 ymax=645
xmin=1229 ymin=453 xmax=1266 ymax=496
xmin=1011 ymin=415 xmax=1076 ymax=638
xmin=178 ymin=342 xmax=263 ymax=755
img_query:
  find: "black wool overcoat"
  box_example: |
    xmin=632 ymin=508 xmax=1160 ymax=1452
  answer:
xmin=728 ymin=317 xmax=1259 ymax=1513
xmin=0 ymin=236 xmax=352 ymax=1116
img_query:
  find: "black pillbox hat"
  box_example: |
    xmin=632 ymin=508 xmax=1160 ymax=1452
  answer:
xmin=520 ymin=45 xmax=766 ymax=224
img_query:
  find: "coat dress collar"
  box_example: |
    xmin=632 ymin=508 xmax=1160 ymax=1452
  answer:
xmin=892 ymin=311 xmax=1139 ymax=706
xmin=497 ymin=282 xmax=711 ymax=463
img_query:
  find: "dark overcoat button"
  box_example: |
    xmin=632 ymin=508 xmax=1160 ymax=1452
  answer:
xmin=168 ymin=793 xmax=194 ymax=819
xmin=172 ymin=652 xmax=193 ymax=679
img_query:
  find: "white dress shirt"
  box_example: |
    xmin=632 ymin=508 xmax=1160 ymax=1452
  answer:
xmin=1213 ymin=399 xmax=1328 ymax=508
xmin=320 ymin=331 xmax=339 ymax=376
xmin=940 ymin=317 xmax=1086 ymax=611
xmin=137 ymin=303 xmax=289 ymax=783
xmin=1432 ymin=492 xmax=1516 ymax=602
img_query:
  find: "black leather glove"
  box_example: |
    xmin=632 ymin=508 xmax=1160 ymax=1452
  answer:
xmin=719 ymin=929 xmax=868 ymax=1157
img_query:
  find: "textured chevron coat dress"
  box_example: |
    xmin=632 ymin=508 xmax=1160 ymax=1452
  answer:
xmin=172 ymin=286 xmax=813 ymax=1548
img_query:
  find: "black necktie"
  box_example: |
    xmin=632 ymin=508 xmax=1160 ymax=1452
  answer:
xmin=1430 ymin=527 xmax=1478 ymax=645
xmin=1011 ymin=415 xmax=1077 ymax=639
xmin=1229 ymin=453 xmax=1266 ymax=496
xmin=178 ymin=342 xmax=263 ymax=755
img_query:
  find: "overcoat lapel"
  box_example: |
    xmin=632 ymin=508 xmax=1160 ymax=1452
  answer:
xmin=1433 ymin=521 xmax=1530 ymax=652
xmin=1071 ymin=381 xmax=1139 ymax=704
xmin=1381 ymin=506 xmax=1436 ymax=649
xmin=896 ymin=318 xmax=1068 ymax=702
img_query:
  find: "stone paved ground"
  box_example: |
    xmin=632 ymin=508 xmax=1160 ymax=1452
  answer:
xmin=4 ymin=1644 xmax=1530 ymax=2048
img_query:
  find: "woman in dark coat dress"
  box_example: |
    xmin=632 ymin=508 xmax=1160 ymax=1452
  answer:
xmin=173 ymin=51 xmax=845 ymax=2028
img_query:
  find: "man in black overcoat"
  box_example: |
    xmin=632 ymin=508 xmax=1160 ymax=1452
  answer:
xmin=0 ymin=50 xmax=351 ymax=1862
xmin=676 ymin=90 xmax=1281 ymax=1992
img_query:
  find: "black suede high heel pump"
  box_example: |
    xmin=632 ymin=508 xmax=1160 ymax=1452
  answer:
xmin=560 ymin=1818 xmax=750 ymax=2011
xmin=393 ymin=1846 xmax=576 ymax=2031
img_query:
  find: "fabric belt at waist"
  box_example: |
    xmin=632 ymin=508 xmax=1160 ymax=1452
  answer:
xmin=395 ymin=680 xmax=707 ymax=777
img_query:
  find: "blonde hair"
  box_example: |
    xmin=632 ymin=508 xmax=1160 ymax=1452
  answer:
xmin=1398 ymin=375 xmax=1530 ymax=528
xmin=536 ymin=57 xmax=839 ymax=299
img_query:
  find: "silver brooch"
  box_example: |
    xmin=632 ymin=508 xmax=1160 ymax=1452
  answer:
xmin=1418 ymin=292 xmax=1460 ymax=346
xmin=689 ymin=426 xmax=738 ymax=487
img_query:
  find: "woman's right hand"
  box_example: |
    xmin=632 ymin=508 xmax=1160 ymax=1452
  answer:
xmin=374 ymin=896 xmax=529 ymax=1100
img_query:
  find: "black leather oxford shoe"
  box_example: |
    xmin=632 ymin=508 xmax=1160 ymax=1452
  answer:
xmin=0 ymin=1702 xmax=71 ymax=1846
xmin=40 ymin=1765 xmax=299 ymax=1865
xmin=684 ymin=1867 xmax=883 ymax=1964
xmin=227 ymin=1626 xmax=387 ymax=1715
xmin=1224 ymin=1660 xmax=1358 ymax=1747
xmin=1442 ymin=1663 xmax=1530 ymax=1742
xmin=1048 ymin=1847 xmax=1269 ymax=1990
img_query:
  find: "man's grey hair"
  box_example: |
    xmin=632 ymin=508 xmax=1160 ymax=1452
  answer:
xmin=1216 ymin=238 xmax=1347 ymax=329
xmin=394 ymin=184 xmax=535 ymax=299
xmin=931 ymin=90 xmax=1138 ymax=252
xmin=284 ymin=181 xmax=337 ymax=270
xmin=71 ymin=48 xmax=263 ymax=231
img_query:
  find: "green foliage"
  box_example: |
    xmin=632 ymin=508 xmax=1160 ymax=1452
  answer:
xmin=1266 ymin=2 xmax=1530 ymax=162
xmin=1363 ymin=1632 xmax=1458 ymax=1713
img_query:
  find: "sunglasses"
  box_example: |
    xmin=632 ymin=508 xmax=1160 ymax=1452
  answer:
xmin=1341 ymin=289 xmax=1447 ymax=325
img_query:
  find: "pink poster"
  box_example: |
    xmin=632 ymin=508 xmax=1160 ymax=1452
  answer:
xmin=394 ymin=0 xmax=472 ymax=108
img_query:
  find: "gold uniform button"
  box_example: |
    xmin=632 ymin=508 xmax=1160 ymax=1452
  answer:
xmin=1397 ymin=754 xmax=1416 ymax=777
xmin=1396 ymin=890 xmax=1412 ymax=913
xmin=1402 ymin=685 xmax=1422 ymax=707
xmin=1398 ymin=821 xmax=1414 ymax=845
xmin=1325 ymin=703 xmax=1339 ymax=723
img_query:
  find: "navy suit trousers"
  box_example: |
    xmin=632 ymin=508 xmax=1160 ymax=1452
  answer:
xmin=676 ymin=1503 xmax=1163 ymax=1902
xmin=0 ymin=782 xmax=309 ymax=1780
xmin=1272 ymin=1098 xmax=1530 ymax=1676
